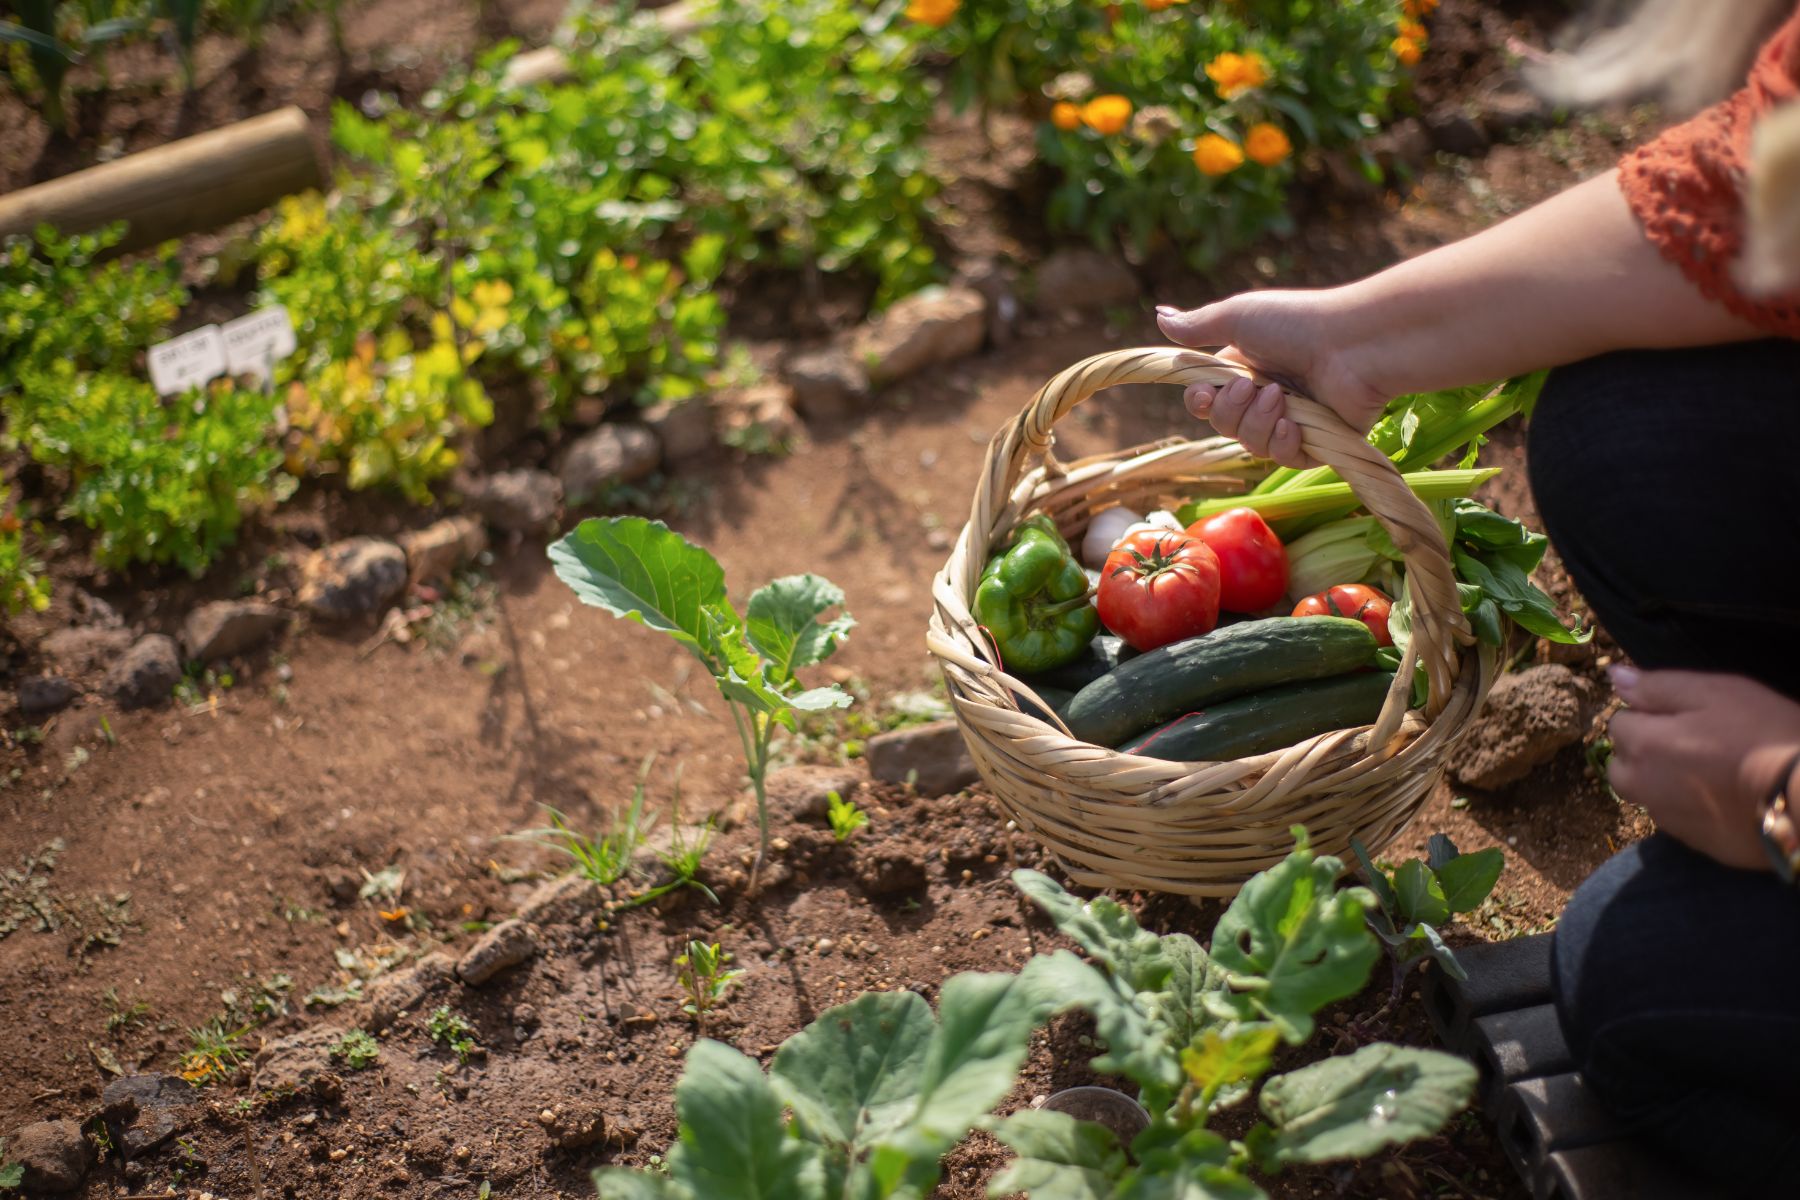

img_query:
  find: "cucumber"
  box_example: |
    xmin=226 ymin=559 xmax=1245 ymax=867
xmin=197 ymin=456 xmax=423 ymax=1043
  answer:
xmin=1063 ymin=616 xmax=1378 ymax=747
xmin=1119 ymin=670 xmax=1396 ymax=762
xmin=1016 ymin=684 xmax=1075 ymax=725
xmin=1022 ymin=635 xmax=1140 ymax=691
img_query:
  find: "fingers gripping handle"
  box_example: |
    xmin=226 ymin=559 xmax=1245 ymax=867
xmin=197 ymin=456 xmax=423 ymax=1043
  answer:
xmin=973 ymin=346 xmax=1467 ymax=735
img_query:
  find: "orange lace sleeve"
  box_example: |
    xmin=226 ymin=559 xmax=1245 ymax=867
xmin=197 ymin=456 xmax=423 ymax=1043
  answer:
xmin=1617 ymin=5 xmax=1800 ymax=336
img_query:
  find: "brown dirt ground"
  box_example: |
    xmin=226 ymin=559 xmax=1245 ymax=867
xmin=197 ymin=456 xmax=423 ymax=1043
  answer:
xmin=1 ymin=3 xmax=1668 ymax=1197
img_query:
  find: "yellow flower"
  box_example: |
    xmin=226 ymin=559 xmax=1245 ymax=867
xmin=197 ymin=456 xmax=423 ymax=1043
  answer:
xmin=1404 ymin=0 xmax=1438 ymax=16
xmin=1193 ymin=133 xmax=1245 ymax=176
xmin=905 ymin=0 xmax=959 ymax=27
xmin=1051 ymin=101 xmax=1083 ymax=132
xmin=1205 ymin=51 xmax=1270 ymax=100
xmin=1081 ymin=95 xmax=1134 ymax=136
xmin=1393 ymin=35 xmax=1422 ymax=66
xmin=1399 ymin=19 xmax=1427 ymax=42
xmin=1245 ymin=122 xmax=1292 ymax=166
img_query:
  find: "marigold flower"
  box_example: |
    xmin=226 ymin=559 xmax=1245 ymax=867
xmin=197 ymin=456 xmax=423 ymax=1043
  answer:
xmin=1193 ymin=132 xmax=1245 ymax=176
xmin=1051 ymin=102 xmax=1082 ymax=131
xmin=1205 ymin=51 xmax=1270 ymax=100
xmin=1081 ymin=95 xmax=1134 ymax=136
xmin=1404 ymin=0 xmax=1438 ymax=16
xmin=1245 ymin=122 xmax=1292 ymax=166
xmin=905 ymin=0 xmax=959 ymax=28
xmin=1393 ymin=35 xmax=1422 ymax=66
xmin=1399 ymin=19 xmax=1428 ymax=42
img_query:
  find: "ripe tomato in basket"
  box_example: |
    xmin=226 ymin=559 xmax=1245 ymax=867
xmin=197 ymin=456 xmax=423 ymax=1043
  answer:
xmin=1097 ymin=529 xmax=1221 ymax=651
xmin=1188 ymin=507 xmax=1288 ymax=613
xmin=1293 ymin=583 xmax=1393 ymax=646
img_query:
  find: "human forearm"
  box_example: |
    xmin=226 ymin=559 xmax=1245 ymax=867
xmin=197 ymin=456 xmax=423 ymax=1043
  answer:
xmin=1334 ymin=171 xmax=1766 ymax=397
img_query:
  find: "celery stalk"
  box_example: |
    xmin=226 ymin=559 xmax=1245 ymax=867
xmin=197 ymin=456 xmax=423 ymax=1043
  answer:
xmin=1176 ymin=467 xmax=1501 ymax=526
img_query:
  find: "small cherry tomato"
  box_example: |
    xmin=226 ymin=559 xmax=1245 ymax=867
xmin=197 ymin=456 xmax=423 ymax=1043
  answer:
xmin=1189 ymin=507 xmax=1289 ymax=613
xmin=1097 ymin=530 xmax=1222 ymax=651
xmin=1292 ymin=583 xmax=1393 ymax=646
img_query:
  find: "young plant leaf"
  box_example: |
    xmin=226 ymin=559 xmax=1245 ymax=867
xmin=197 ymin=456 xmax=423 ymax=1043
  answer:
xmin=1020 ymin=951 xmax=1181 ymax=1092
xmin=1392 ymin=861 xmax=1450 ymax=929
xmin=1254 ymin=1043 xmax=1477 ymax=1168
xmin=1121 ymin=1122 xmax=1265 ymax=1200
xmin=989 ymin=1109 xmax=1126 ymax=1200
xmin=1425 ymin=833 xmax=1459 ymax=873
xmin=1452 ymin=546 xmax=1589 ymax=644
xmin=1144 ymin=933 xmax=1229 ymax=1055
xmin=910 ymin=969 xmax=1062 ymax=1145
xmin=1207 ymin=838 xmax=1380 ymax=1044
xmin=770 ymin=990 xmax=934 ymax=1150
xmin=549 ymin=517 xmax=731 ymax=665
xmin=668 ymin=1039 xmax=827 ymax=1199
xmin=1013 ymin=870 xmax=1172 ymax=994
xmin=1436 ymin=848 xmax=1504 ymax=914
xmin=1348 ymin=838 xmax=1398 ymax=916
xmin=745 ymin=574 xmax=855 ymax=685
xmin=1414 ymin=923 xmax=1467 ymax=981
xmin=1179 ymin=1024 xmax=1282 ymax=1097
xmin=593 ymin=1171 xmax=691 ymax=1200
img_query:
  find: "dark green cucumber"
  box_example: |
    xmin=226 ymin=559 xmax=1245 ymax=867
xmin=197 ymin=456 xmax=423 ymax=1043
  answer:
xmin=1016 ymin=684 xmax=1076 ymax=725
xmin=1063 ymin=616 xmax=1378 ymax=747
xmin=1022 ymin=635 xmax=1139 ymax=691
xmin=1120 ymin=670 xmax=1395 ymax=762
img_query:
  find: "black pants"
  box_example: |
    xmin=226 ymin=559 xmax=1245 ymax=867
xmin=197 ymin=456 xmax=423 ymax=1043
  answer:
xmin=1528 ymin=340 xmax=1800 ymax=1195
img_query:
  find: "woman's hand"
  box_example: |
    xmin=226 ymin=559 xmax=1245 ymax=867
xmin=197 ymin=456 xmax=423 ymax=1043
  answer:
xmin=1155 ymin=289 xmax=1393 ymax=468
xmin=1607 ymin=666 xmax=1800 ymax=871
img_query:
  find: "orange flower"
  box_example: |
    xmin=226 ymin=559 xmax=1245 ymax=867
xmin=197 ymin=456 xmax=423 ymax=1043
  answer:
xmin=1404 ymin=0 xmax=1438 ymax=15
xmin=905 ymin=0 xmax=959 ymax=27
xmin=1144 ymin=0 xmax=1189 ymax=9
xmin=1081 ymin=95 xmax=1134 ymax=135
xmin=1244 ymin=122 xmax=1292 ymax=166
xmin=1205 ymin=51 xmax=1270 ymax=100
xmin=1193 ymin=133 xmax=1245 ymax=176
xmin=1393 ymin=35 xmax=1422 ymax=66
xmin=1051 ymin=101 xmax=1082 ymax=132
xmin=1399 ymin=19 xmax=1427 ymax=42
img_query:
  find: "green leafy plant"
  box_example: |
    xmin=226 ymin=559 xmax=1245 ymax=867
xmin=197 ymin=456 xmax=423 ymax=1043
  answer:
xmin=178 ymin=1017 xmax=249 ymax=1086
xmin=825 ymin=789 xmax=868 ymax=843
xmin=593 ymin=963 xmax=1060 ymax=1200
xmin=1352 ymin=833 xmax=1504 ymax=989
xmin=0 ymin=483 xmax=51 ymax=616
xmin=330 ymin=1028 xmax=380 ymax=1070
xmin=509 ymin=759 xmax=655 ymax=889
xmin=549 ymin=516 xmax=854 ymax=873
xmin=0 ymin=1136 xmax=22 ymax=1191
xmin=992 ymin=832 xmax=1479 ymax=1198
xmin=427 ymin=1006 xmax=478 ymax=1064
xmin=673 ymin=939 xmax=744 ymax=1027
xmin=1 ymin=2 xmax=144 ymax=130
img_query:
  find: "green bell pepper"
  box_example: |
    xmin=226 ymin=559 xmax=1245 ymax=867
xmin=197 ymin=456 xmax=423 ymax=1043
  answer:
xmin=973 ymin=514 xmax=1100 ymax=674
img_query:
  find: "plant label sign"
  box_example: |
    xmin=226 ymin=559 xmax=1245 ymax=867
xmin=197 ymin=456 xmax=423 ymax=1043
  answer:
xmin=147 ymin=326 xmax=228 ymax=396
xmin=222 ymin=306 xmax=297 ymax=381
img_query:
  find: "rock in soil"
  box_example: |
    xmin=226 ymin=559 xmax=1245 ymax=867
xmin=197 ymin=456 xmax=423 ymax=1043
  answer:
xmin=252 ymin=1025 xmax=346 ymax=1096
xmin=956 ymin=256 xmax=1023 ymax=346
xmin=718 ymin=381 xmax=803 ymax=452
xmin=856 ymin=848 xmax=929 ymax=896
xmin=363 ymin=952 xmax=455 ymax=1030
xmin=1425 ymin=106 xmax=1491 ymax=157
xmin=537 ymin=1101 xmax=608 ymax=1149
xmin=643 ymin=398 xmax=714 ymax=462
xmin=766 ymin=764 xmax=866 ymax=821
xmin=40 ymin=626 xmax=134 ymax=676
xmin=517 ymin=873 xmax=604 ymax=927
xmin=398 ymin=515 xmax=487 ymax=586
xmin=456 ymin=919 xmax=538 ymax=985
xmin=182 ymin=599 xmax=288 ymax=662
xmin=853 ymin=285 xmax=988 ymax=388
xmin=103 ymin=634 xmax=181 ymax=709
xmin=561 ymin=423 xmax=662 ymax=504
xmin=1029 ymin=248 xmax=1139 ymax=313
xmin=1452 ymin=664 xmax=1598 ymax=792
xmin=469 ymin=468 xmax=562 ymax=534
xmin=784 ymin=345 xmax=870 ymax=420
xmin=866 ymin=720 xmax=980 ymax=796
xmin=17 ymin=674 xmax=76 ymax=718
xmin=101 ymin=1073 xmax=192 ymax=1156
xmin=297 ymin=537 xmax=408 ymax=620
xmin=5 ymin=1119 xmax=91 ymax=1192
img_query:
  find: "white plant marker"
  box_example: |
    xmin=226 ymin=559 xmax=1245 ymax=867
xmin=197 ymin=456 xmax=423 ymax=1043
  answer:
xmin=147 ymin=326 xmax=228 ymax=396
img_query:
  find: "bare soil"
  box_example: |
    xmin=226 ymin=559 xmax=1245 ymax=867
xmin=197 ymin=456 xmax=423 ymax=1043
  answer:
xmin=0 ymin=2 xmax=1668 ymax=1197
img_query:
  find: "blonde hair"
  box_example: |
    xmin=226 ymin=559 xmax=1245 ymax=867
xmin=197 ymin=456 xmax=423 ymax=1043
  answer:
xmin=1527 ymin=0 xmax=1793 ymax=115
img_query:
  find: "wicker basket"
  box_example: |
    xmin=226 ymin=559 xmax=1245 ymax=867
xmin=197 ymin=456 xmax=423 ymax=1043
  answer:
xmin=927 ymin=347 xmax=1499 ymax=897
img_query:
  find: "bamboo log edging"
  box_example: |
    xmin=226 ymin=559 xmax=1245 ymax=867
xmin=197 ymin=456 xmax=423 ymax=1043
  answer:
xmin=927 ymin=346 xmax=1498 ymax=897
xmin=0 ymin=107 xmax=321 ymax=254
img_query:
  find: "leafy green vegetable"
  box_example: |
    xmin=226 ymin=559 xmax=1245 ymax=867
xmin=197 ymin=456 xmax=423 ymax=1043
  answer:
xmin=1254 ymin=1044 xmax=1479 ymax=1168
xmin=1351 ymin=834 xmax=1504 ymax=984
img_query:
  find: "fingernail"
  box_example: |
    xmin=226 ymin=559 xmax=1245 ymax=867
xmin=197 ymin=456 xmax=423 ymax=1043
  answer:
xmin=1608 ymin=663 xmax=1638 ymax=694
xmin=1155 ymin=305 xmax=1180 ymax=317
xmin=1275 ymin=417 xmax=1292 ymax=439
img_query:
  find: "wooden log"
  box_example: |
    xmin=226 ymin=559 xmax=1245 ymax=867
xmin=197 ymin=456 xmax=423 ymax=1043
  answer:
xmin=502 ymin=0 xmax=704 ymax=88
xmin=0 ymin=107 xmax=322 ymax=253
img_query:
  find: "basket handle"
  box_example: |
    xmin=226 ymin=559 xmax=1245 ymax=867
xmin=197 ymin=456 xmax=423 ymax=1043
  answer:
xmin=970 ymin=346 xmax=1469 ymax=742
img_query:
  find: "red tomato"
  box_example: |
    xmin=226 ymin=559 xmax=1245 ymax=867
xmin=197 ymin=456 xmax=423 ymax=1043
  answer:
xmin=1189 ymin=507 xmax=1289 ymax=613
xmin=1292 ymin=584 xmax=1393 ymax=647
xmin=1097 ymin=530 xmax=1222 ymax=651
